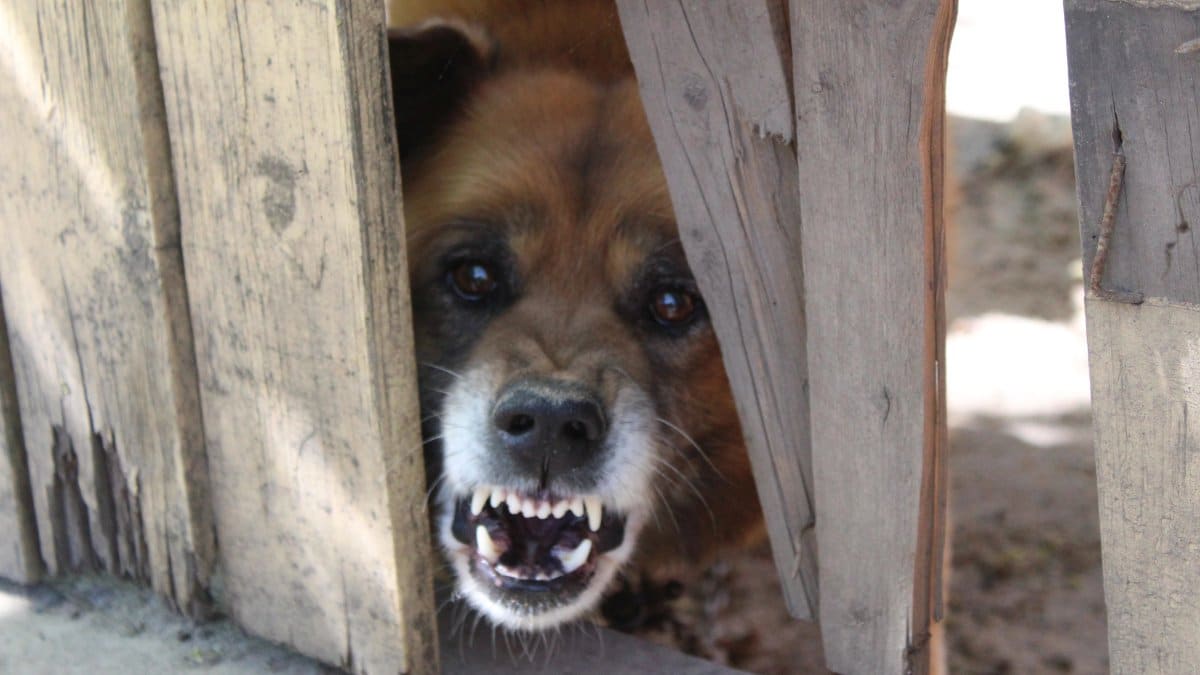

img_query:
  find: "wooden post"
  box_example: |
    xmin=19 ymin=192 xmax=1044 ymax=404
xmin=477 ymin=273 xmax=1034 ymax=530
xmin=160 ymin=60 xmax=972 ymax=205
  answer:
xmin=790 ymin=2 xmax=954 ymax=673
xmin=0 ymin=0 xmax=215 ymax=614
xmin=151 ymin=1 xmax=436 ymax=672
xmin=0 ymin=290 xmax=41 ymax=584
xmin=621 ymin=1 xmax=953 ymax=671
xmin=617 ymin=0 xmax=819 ymax=621
xmin=1065 ymin=2 xmax=1200 ymax=672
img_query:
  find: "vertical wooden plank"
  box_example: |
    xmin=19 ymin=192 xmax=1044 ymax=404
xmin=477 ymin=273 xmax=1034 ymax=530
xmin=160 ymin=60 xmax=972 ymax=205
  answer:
xmin=790 ymin=1 xmax=954 ymax=673
xmin=0 ymin=290 xmax=42 ymax=584
xmin=0 ymin=1 xmax=214 ymax=614
xmin=1083 ymin=299 xmax=1200 ymax=674
xmin=151 ymin=1 xmax=436 ymax=673
xmin=617 ymin=0 xmax=818 ymax=621
xmin=1065 ymin=2 xmax=1200 ymax=671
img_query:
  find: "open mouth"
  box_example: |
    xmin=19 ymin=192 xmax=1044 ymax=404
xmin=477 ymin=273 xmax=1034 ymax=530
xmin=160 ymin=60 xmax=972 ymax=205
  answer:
xmin=451 ymin=487 xmax=627 ymax=596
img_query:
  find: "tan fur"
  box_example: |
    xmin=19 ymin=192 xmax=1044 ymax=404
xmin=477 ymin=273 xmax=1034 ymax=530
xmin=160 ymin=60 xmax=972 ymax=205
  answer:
xmin=394 ymin=0 xmax=762 ymax=584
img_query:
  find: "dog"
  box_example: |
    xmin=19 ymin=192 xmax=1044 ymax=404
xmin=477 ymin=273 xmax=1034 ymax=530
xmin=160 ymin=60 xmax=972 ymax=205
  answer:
xmin=389 ymin=0 xmax=763 ymax=632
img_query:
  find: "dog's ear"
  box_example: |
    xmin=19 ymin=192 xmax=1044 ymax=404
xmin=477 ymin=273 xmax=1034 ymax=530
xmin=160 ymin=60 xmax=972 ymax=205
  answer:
xmin=387 ymin=20 xmax=495 ymax=160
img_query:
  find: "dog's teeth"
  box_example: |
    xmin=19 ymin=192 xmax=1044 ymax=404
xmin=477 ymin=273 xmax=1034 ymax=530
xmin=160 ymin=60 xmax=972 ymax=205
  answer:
xmin=557 ymin=539 xmax=593 ymax=574
xmin=584 ymin=496 xmax=603 ymax=531
xmin=489 ymin=488 xmax=505 ymax=509
xmin=475 ymin=525 xmax=498 ymax=562
xmin=470 ymin=487 xmax=489 ymax=516
xmin=551 ymin=500 xmax=569 ymax=519
xmin=506 ymin=492 xmax=522 ymax=515
xmin=568 ymin=497 xmax=584 ymax=518
xmin=536 ymin=501 xmax=552 ymax=519
xmin=521 ymin=498 xmax=537 ymax=518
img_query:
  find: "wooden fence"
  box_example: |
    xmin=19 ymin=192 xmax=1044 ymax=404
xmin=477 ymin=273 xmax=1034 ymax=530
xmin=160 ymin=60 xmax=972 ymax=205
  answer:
xmin=0 ymin=0 xmax=1197 ymax=673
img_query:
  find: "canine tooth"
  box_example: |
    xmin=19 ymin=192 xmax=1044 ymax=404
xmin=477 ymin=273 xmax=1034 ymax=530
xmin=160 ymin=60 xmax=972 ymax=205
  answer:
xmin=470 ymin=487 xmax=489 ymax=515
xmin=475 ymin=525 xmax=498 ymax=561
xmin=584 ymin=496 xmax=603 ymax=531
xmin=557 ymin=539 xmax=593 ymax=574
xmin=489 ymin=488 xmax=505 ymax=509
xmin=536 ymin=501 xmax=552 ymax=519
xmin=521 ymin=498 xmax=537 ymax=518
xmin=568 ymin=497 xmax=584 ymax=518
xmin=506 ymin=492 xmax=522 ymax=515
xmin=551 ymin=500 xmax=569 ymax=519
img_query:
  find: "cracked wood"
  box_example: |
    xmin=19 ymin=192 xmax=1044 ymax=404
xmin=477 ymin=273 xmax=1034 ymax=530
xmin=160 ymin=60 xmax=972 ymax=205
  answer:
xmin=150 ymin=1 xmax=436 ymax=673
xmin=0 ymin=0 xmax=214 ymax=614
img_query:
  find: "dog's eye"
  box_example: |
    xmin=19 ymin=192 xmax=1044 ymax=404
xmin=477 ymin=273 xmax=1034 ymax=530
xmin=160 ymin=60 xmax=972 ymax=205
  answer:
xmin=448 ymin=260 xmax=498 ymax=301
xmin=649 ymin=287 xmax=700 ymax=326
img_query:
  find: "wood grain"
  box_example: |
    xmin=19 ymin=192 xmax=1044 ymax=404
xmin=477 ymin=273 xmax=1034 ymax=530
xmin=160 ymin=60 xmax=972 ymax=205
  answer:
xmin=1065 ymin=1 xmax=1200 ymax=305
xmin=0 ymin=0 xmax=214 ymax=613
xmin=0 ymin=290 xmax=41 ymax=584
xmin=151 ymin=1 xmax=436 ymax=672
xmin=789 ymin=1 xmax=953 ymax=673
xmin=617 ymin=0 xmax=819 ymax=622
xmin=1067 ymin=3 xmax=1200 ymax=671
xmin=1084 ymin=298 xmax=1200 ymax=674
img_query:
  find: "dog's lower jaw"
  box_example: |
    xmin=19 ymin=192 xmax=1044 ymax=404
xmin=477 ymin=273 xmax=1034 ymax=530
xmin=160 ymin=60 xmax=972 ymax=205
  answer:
xmin=439 ymin=504 xmax=644 ymax=631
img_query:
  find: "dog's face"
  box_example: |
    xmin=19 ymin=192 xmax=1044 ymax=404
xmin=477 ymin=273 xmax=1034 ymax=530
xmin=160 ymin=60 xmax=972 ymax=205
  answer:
xmin=392 ymin=21 xmax=762 ymax=631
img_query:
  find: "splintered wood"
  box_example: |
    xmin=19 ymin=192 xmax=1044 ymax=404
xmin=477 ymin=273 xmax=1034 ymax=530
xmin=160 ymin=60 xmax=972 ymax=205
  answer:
xmin=150 ymin=1 xmax=436 ymax=673
xmin=620 ymin=1 xmax=954 ymax=673
xmin=0 ymin=0 xmax=214 ymax=613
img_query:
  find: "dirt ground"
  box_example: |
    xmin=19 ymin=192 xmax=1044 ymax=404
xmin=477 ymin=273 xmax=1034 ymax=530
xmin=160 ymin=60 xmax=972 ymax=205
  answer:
xmin=0 ymin=112 xmax=1106 ymax=674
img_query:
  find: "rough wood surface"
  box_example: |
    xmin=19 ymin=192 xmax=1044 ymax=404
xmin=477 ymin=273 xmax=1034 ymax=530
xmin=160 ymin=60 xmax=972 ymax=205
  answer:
xmin=151 ymin=1 xmax=436 ymax=672
xmin=617 ymin=0 xmax=818 ymax=622
xmin=0 ymin=291 xmax=41 ymax=584
xmin=789 ymin=1 xmax=954 ymax=673
xmin=0 ymin=0 xmax=214 ymax=613
xmin=1067 ymin=3 xmax=1200 ymax=671
xmin=1083 ymin=298 xmax=1200 ymax=674
xmin=1065 ymin=0 xmax=1200 ymax=305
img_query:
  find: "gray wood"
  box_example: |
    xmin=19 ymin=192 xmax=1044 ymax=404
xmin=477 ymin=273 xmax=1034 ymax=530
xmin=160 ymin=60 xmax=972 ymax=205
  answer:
xmin=617 ymin=0 xmax=818 ymax=622
xmin=1083 ymin=298 xmax=1200 ymax=674
xmin=789 ymin=2 xmax=954 ymax=673
xmin=0 ymin=290 xmax=41 ymax=584
xmin=0 ymin=0 xmax=214 ymax=613
xmin=151 ymin=1 xmax=437 ymax=672
xmin=1067 ymin=3 xmax=1200 ymax=671
xmin=1065 ymin=0 xmax=1200 ymax=305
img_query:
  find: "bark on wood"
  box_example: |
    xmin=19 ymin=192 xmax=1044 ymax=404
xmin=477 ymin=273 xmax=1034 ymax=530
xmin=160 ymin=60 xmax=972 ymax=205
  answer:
xmin=151 ymin=1 xmax=436 ymax=672
xmin=0 ymin=0 xmax=214 ymax=614
xmin=617 ymin=0 xmax=819 ymax=622
xmin=0 ymin=290 xmax=41 ymax=584
xmin=789 ymin=2 xmax=954 ymax=673
xmin=1067 ymin=2 xmax=1200 ymax=671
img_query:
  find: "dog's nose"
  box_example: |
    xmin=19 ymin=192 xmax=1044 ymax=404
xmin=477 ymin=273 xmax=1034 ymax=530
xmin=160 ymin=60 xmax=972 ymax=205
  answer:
xmin=492 ymin=379 xmax=606 ymax=477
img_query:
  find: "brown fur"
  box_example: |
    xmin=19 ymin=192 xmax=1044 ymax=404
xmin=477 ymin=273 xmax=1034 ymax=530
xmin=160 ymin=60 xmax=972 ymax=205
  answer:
xmin=392 ymin=0 xmax=762 ymax=582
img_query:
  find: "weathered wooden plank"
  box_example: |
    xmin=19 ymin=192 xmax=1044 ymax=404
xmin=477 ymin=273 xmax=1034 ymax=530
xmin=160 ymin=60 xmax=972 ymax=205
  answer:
xmin=1084 ymin=298 xmax=1200 ymax=674
xmin=1066 ymin=3 xmax=1200 ymax=671
xmin=1065 ymin=0 xmax=1200 ymax=305
xmin=789 ymin=1 xmax=954 ymax=673
xmin=0 ymin=290 xmax=41 ymax=584
xmin=617 ymin=0 xmax=818 ymax=621
xmin=151 ymin=1 xmax=436 ymax=672
xmin=0 ymin=0 xmax=214 ymax=613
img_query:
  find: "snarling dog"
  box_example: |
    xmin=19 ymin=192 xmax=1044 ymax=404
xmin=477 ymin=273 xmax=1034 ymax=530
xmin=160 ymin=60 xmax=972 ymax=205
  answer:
xmin=389 ymin=0 xmax=763 ymax=632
